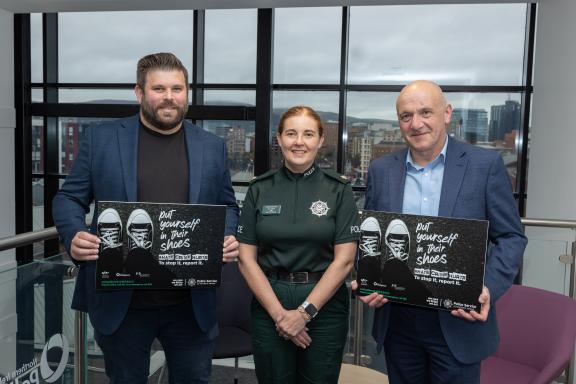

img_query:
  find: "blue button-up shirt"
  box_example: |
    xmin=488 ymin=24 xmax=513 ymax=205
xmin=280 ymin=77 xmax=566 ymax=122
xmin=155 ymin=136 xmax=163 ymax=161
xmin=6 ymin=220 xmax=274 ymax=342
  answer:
xmin=402 ymin=137 xmax=448 ymax=216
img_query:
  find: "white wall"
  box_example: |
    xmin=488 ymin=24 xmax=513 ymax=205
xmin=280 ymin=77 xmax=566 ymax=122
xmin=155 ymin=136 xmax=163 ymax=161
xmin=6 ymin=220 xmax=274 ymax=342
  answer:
xmin=523 ymin=0 xmax=576 ymax=292
xmin=525 ymin=2 xmax=576 ymax=381
xmin=0 ymin=8 xmax=16 ymax=270
xmin=529 ymin=2 xmax=576 ymax=219
xmin=0 ymin=8 xmax=17 ymax=378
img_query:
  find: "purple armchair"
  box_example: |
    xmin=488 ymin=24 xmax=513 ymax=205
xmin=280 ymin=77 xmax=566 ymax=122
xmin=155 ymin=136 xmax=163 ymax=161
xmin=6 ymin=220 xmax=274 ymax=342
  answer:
xmin=481 ymin=284 xmax=576 ymax=384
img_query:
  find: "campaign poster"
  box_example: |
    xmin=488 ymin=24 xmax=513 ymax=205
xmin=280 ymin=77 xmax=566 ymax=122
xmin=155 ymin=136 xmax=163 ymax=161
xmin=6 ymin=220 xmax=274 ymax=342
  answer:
xmin=95 ymin=201 xmax=226 ymax=290
xmin=356 ymin=210 xmax=488 ymax=312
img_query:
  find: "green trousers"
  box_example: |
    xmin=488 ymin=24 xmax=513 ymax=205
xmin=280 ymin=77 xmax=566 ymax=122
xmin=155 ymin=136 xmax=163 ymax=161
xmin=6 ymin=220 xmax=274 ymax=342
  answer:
xmin=251 ymin=280 xmax=349 ymax=384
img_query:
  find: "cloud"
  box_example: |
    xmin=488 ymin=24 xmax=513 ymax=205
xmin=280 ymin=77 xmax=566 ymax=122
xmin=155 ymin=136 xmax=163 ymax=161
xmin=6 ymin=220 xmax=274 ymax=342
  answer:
xmin=31 ymin=4 xmax=528 ymax=118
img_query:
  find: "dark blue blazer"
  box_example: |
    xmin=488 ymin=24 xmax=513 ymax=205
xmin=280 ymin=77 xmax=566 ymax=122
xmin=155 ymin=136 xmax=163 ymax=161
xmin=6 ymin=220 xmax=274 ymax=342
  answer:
xmin=52 ymin=115 xmax=239 ymax=335
xmin=365 ymin=136 xmax=527 ymax=364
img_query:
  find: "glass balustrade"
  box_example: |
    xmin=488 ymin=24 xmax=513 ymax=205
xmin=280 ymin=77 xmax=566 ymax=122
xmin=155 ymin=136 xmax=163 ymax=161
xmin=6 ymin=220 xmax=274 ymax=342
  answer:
xmin=1 ymin=219 xmax=574 ymax=383
xmin=0 ymin=254 xmax=80 ymax=384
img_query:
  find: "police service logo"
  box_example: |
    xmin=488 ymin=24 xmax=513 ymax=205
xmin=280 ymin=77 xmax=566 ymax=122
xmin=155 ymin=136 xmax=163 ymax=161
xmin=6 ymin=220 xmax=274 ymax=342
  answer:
xmin=443 ymin=299 xmax=453 ymax=309
xmin=187 ymin=278 xmax=197 ymax=287
xmin=309 ymin=201 xmax=329 ymax=217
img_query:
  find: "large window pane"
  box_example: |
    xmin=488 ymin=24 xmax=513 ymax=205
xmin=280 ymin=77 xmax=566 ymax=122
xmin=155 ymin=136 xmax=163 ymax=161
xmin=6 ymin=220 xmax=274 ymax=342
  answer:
xmin=59 ymin=89 xmax=198 ymax=103
xmin=274 ymin=8 xmax=342 ymax=84
xmin=272 ymin=91 xmax=339 ymax=171
xmin=31 ymin=13 xmax=43 ymax=83
xmin=32 ymin=116 xmax=44 ymax=174
xmin=346 ymin=92 xmax=522 ymax=188
xmin=348 ymin=4 xmax=527 ymax=85
xmin=205 ymin=10 xmax=257 ymax=84
xmin=59 ymin=11 xmax=193 ymax=83
xmin=200 ymin=120 xmax=255 ymax=183
xmin=204 ymin=90 xmax=255 ymax=106
xmin=59 ymin=89 xmax=137 ymax=103
xmin=345 ymin=92 xmax=400 ymax=184
xmin=32 ymin=177 xmax=45 ymax=258
xmin=32 ymin=178 xmax=44 ymax=230
xmin=449 ymin=93 xmax=522 ymax=188
xmin=32 ymin=88 xmax=43 ymax=103
xmin=58 ymin=117 xmax=113 ymax=174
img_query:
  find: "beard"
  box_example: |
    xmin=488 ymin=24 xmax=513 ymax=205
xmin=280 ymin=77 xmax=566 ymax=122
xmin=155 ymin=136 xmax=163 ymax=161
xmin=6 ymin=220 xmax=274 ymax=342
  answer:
xmin=140 ymin=96 xmax=189 ymax=131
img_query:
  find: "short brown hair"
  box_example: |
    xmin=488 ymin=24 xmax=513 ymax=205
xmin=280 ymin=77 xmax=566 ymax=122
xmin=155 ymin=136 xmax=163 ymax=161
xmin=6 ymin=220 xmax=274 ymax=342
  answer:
xmin=278 ymin=106 xmax=324 ymax=136
xmin=136 ymin=53 xmax=189 ymax=89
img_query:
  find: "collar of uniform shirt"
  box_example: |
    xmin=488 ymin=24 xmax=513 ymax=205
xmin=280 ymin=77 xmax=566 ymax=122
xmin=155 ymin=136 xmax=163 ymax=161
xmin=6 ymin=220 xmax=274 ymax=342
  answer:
xmin=405 ymin=134 xmax=449 ymax=171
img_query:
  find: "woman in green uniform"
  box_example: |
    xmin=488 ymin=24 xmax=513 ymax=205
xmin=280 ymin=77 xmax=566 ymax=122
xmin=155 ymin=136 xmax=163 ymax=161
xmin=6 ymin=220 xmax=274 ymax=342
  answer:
xmin=237 ymin=105 xmax=359 ymax=383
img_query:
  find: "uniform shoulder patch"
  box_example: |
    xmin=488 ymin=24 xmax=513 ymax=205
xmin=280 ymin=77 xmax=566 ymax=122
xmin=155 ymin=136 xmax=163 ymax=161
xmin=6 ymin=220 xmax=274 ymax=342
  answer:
xmin=322 ymin=169 xmax=351 ymax=184
xmin=249 ymin=169 xmax=277 ymax=184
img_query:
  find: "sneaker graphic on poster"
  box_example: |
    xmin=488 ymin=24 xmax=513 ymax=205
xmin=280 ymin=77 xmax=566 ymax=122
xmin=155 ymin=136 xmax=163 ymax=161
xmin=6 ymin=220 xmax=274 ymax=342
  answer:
xmin=359 ymin=217 xmax=381 ymax=259
xmin=97 ymin=208 xmax=124 ymax=274
xmin=357 ymin=216 xmax=382 ymax=290
xmin=384 ymin=219 xmax=410 ymax=262
xmin=125 ymin=209 xmax=155 ymax=276
xmin=127 ymin=209 xmax=153 ymax=251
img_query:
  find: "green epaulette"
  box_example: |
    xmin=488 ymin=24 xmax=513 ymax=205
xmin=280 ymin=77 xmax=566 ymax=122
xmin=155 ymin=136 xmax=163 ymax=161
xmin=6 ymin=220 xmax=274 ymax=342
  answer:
xmin=249 ymin=169 xmax=277 ymax=184
xmin=322 ymin=169 xmax=351 ymax=184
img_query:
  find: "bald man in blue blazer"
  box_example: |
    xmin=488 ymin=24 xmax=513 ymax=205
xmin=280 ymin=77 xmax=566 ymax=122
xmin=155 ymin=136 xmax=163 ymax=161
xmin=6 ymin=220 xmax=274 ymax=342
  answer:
xmin=53 ymin=53 xmax=239 ymax=384
xmin=353 ymin=80 xmax=527 ymax=384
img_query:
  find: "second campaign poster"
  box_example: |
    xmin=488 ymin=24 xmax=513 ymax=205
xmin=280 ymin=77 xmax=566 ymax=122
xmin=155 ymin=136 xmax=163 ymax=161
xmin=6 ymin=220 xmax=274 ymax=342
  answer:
xmin=96 ymin=201 xmax=226 ymax=290
xmin=357 ymin=210 xmax=488 ymax=312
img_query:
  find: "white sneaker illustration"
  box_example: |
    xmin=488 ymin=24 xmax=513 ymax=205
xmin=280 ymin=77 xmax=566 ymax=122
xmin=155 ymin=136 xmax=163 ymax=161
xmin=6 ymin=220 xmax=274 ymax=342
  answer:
xmin=97 ymin=208 xmax=123 ymax=250
xmin=359 ymin=217 xmax=381 ymax=258
xmin=384 ymin=219 xmax=410 ymax=262
xmin=127 ymin=209 xmax=153 ymax=251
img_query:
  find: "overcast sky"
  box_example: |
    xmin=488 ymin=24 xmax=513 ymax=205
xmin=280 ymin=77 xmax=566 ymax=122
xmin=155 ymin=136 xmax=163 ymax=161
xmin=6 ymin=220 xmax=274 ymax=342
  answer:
xmin=30 ymin=3 xmax=528 ymax=120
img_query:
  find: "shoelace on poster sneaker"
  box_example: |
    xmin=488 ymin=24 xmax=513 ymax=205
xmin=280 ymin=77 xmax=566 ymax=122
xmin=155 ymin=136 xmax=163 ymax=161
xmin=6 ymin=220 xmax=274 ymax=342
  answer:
xmin=128 ymin=227 xmax=152 ymax=250
xmin=359 ymin=235 xmax=381 ymax=256
xmin=100 ymin=227 xmax=122 ymax=250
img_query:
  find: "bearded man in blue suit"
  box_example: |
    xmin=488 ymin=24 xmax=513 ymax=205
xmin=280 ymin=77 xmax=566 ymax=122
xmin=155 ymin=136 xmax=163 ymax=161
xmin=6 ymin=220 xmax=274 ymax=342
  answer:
xmin=53 ymin=53 xmax=239 ymax=384
xmin=353 ymin=80 xmax=527 ymax=383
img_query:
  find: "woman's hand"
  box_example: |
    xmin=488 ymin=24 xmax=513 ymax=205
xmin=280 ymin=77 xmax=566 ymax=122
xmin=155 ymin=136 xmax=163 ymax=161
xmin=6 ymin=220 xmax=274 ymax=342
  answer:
xmin=275 ymin=309 xmax=307 ymax=338
xmin=290 ymin=329 xmax=312 ymax=349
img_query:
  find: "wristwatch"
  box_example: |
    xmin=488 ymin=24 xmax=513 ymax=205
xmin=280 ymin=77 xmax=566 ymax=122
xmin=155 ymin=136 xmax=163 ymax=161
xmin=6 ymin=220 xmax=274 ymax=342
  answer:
xmin=301 ymin=301 xmax=318 ymax=320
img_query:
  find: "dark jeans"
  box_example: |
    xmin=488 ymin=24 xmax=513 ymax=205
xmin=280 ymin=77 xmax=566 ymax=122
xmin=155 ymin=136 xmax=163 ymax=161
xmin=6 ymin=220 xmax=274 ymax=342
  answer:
xmin=385 ymin=305 xmax=480 ymax=384
xmin=94 ymin=301 xmax=216 ymax=384
xmin=251 ymin=281 xmax=349 ymax=384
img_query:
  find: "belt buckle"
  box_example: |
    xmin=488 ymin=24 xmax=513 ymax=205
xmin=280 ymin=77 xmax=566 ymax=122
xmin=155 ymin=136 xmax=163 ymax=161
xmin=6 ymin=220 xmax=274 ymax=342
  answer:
xmin=290 ymin=272 xmax=309 ymax=284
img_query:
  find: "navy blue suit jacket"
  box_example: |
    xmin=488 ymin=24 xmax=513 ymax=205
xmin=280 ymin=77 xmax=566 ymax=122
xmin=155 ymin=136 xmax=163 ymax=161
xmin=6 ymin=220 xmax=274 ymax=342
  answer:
xmin=53 ymin=115 xmax=239 ymax=335
xmin=365 ymin=136 xmax=527 ymax=364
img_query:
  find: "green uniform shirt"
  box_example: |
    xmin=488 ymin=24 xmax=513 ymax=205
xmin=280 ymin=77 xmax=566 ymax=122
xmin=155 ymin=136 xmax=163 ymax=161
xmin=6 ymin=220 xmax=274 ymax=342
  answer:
xmin=237 ymin=164 xmax=360 ymax=273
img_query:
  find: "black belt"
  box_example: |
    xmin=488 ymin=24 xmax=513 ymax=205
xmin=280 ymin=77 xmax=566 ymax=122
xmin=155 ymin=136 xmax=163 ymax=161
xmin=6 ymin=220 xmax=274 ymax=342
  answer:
xmin=263 ymin=269 xmax=324 ymax=284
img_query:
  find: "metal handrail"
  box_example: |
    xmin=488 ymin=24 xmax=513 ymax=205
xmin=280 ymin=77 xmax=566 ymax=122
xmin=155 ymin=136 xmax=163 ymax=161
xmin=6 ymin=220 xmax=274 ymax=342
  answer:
xmin=1 ymin=218 xmax=575 ymax=384
xmin=1 ymin=217 xmax=571 ymax=254
xmin=0 ymin=226 xmax=59 ymax=252
xmin=522 ymin=218 xmax=576 ymax=229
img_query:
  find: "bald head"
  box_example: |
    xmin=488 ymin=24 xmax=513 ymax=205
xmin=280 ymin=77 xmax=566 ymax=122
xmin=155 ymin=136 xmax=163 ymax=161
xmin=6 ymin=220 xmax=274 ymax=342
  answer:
xmin=395 ymin=80 xmax=452 ymax=167
xmin=396 ymin=80 xmax=447 ymax=112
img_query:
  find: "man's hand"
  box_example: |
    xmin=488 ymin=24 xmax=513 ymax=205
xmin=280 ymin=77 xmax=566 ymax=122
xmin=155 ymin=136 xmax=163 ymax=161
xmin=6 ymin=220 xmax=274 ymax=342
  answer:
xmin=70 ymin=231 xmax=100 ymax=261
xmin=351 ymin=280 xmax=389 ymax=308
xmin=451 ymin=286 xmax=490 ymax=322
xmin=222 ymin=235 xmax=239 ymax=262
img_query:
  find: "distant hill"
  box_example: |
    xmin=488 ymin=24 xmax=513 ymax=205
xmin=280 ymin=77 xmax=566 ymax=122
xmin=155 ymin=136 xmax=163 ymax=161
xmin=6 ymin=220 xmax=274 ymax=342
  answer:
xmin=79 ymin=99 xmax=397 ymax=127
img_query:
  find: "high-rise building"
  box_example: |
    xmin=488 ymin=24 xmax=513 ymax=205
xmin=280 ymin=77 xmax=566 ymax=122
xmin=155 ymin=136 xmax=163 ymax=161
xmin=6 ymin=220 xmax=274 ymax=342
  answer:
xmin=450 ymin=108 xmax=489 ymax=143
xmin=490 ymin=100 xmax=521 ymax=142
